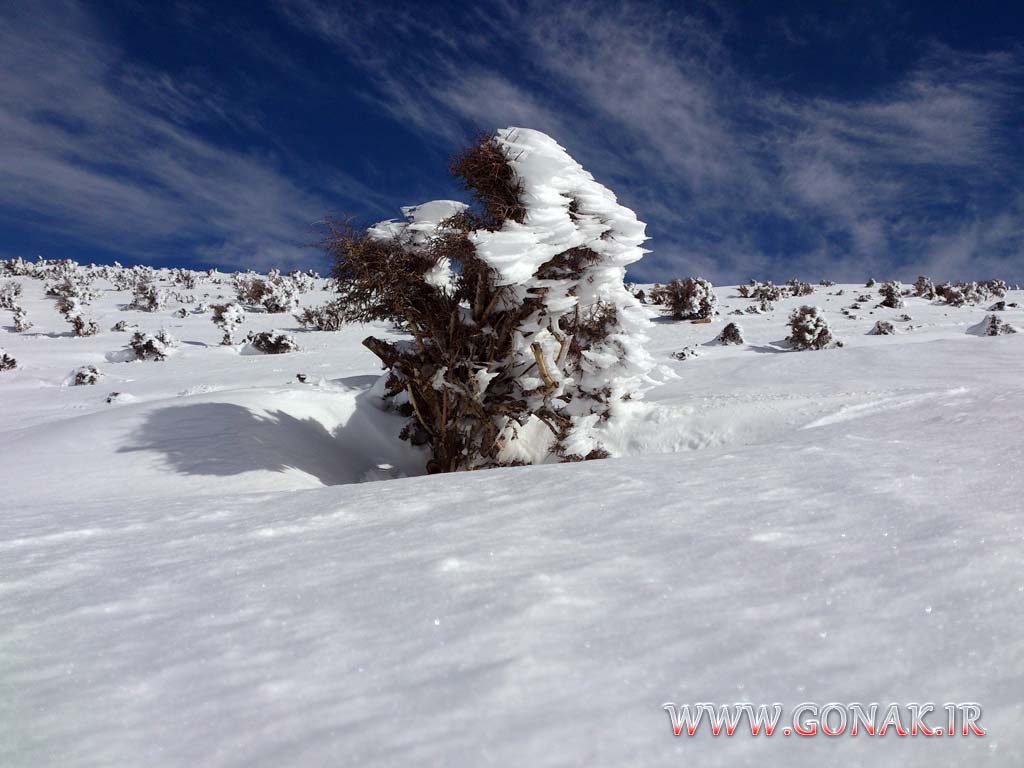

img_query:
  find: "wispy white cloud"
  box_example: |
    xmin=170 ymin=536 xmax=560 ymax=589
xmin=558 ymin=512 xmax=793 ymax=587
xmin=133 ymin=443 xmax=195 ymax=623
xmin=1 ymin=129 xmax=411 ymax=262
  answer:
xmin=0 ymin=0 xmax=388 ymax=271
xmin=278 ymin=0 xmax=1024 ymax=283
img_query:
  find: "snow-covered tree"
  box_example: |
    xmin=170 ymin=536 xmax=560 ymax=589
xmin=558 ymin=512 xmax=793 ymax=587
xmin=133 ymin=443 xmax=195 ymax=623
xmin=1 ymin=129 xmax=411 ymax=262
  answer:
xmin=869 ymin=320 xmax=896 ymax=335
xmin=787 ymin=305 xmax=838 ymax=350
xmin=72 ymin=365 xmax=101 ymax=385
xmin=716 ymin=322 xmax=745 ymax=345
xmin=246 ymin=330 xmax=299 ymax=354
xmin=12 ymin=305 xmax=32 ymax=332
xmin=662 ymin=277 xmax=718 ymax=321
xmin=981 ymin=314 xmax=1017 ymax=336
xmin=211 ymin=302 xmax=245 ymax=345
xmin=325 ymin=127 xmax=654 ymax=472
xmin=129 ymin=330 xmax=177 ymax=361
xmin=0 ymin=350 xmax=16 ymax=371
xmin=70 ymin=313 xmax=99 ymax=337
xmin=913 ymin=275 xmax=935 ymax=299
xmin=0 ymin=281 xmax=23 ymax=310
xmin=130 ymin=281 xmax=167 ymax=312
xmin=295 ymin=300 xmax=346 ymax=331
xmin=878 ymin=281 xmax=904 ymax=309
xmin=786 ymin=278 xmax=814 ymax=297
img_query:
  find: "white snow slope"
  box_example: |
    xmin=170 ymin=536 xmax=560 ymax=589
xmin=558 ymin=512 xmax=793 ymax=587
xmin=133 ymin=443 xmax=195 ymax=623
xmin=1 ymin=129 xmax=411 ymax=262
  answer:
xmin=2 ymin=275 xmax=1023 ymax=766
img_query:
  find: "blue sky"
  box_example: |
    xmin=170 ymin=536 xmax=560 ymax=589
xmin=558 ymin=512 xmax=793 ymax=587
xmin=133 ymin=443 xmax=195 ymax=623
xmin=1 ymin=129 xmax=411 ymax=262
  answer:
xmin=1 ymin=0 xmax=1022 ymax=283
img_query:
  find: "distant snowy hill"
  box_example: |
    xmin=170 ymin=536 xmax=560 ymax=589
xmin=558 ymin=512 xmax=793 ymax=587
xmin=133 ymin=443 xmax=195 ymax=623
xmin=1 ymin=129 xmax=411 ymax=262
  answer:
xmin=2 ymin=269 xmax=1022 ymax=766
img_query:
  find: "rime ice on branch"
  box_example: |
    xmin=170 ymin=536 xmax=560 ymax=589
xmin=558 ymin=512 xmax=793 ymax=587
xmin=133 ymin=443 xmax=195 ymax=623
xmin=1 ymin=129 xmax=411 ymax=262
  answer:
xmin=329 ymin=127 xmax=654 ymax=472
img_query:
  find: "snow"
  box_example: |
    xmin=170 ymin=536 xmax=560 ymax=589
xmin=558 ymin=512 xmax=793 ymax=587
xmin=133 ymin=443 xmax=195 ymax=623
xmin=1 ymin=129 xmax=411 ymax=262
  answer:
xmin=2 ymin=272 xmax=1024 ymax=766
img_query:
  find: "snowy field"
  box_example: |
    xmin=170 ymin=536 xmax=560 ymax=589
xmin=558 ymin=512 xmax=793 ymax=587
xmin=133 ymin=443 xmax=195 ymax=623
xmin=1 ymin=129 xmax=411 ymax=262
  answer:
xmin=2 ymin=272 xmax=1023 ymax=766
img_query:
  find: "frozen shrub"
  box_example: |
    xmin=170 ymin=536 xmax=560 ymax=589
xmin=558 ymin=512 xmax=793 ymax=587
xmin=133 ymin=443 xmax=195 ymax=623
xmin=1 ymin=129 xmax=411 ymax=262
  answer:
xmin=70 ymin=314 xmax=99 ymax=337
xmin=286 ymin=270 xmax=317 ymax=293
xmin=246 ymin=330 xmax=299 ymax=354
xmin=325 ymin=128 xmax=654 ymax=472
xmin=110 ymin=320 xmax=131 ymax=332
xmin=672 ymin=345 xmax=701 ymax=361
xmin=72 ymin=365 xmax=101 ymax=385
xmin=865 ymin=277 xmax=877 ymax=287
xmin=1 ymin=257 xmax=34 ymax=277
xmin=897 ymin=313 xmax=913 ymax=322
xmin=984 ymin=279 xmax=1008 ymax=298
xmin=787 ymin=305 xmax=838 ymax=350
xmin=173 ymin=269 xmax=199 ymax=289
xmin=173 ymin=307 xmax=188 ymax=319
xmin=130 ymin=281 xmax=166 ymax=312
xmin=751 ymin=281 xmax=785 ymax=303
xmin=648 ymin=283 xmax=670 ymax=304
xmin=234 ymin=270 xmax=299 ymax=313
xmin=12 ymin=305 xmax=32 ymax=332
xmin=716 ymin=321 xmax=744 ymax=345
xmin=869 ymin=320 xmax=896 ymax=335
xmin=294 ymin=300 xmax=346 ymax=331
xmin=878 ymin=281 xmax=904 ymax=309
xmin=981 ymin=314 xmax=1017 ymax=336
xmin=856 ymin=293 xmax=872 ymax=303
xmin=913 ymin=275 xmax=935 ymax=299
xmin=232 ymin=271 xmax=263 ymax=303
xmin=0 ymin=281 xmax=23 ymax=309
xmin=258 ymin=276 xmax=299 ymax=313
xmin=210 ymin=302 xmax=245 ymax=345
xmin=0 ymin=350 xmax=16 ymax=371
xmin=662 ymin=277 xmax=718 ymax=321
xmin=129 ymin=330 xmax=177 ymax=361
xmin=988 ymin=300 xmax=1006 ymax=312
xmin=786 ymin=278 xmax=814 ymax=297
xmin=44 ymin=261 xmax=98 ymax=304
xmin=819 ymin=279 xmax=835 ymax=287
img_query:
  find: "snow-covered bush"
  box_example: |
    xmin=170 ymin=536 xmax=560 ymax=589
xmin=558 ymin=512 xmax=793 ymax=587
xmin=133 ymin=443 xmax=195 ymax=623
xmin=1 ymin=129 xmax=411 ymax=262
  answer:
xmin=173 ymin=269 xmax=199 ymax=289
xmin=110 ymin=320 xmax=131 ymax=332
xmin=210 ymin=302 xmax=245 ymax=345
xmin=671 ymin=345 xmax=701 ymax=361
xmin=787 ymin=305 xmax=838 ymax=350
xmin=878 ymin=281 xmax=904 ymax=309
xmin=751 ymin=281 xmax=785 ymax=304
xmin=786 ymin=279 xmax=814 ymax=297
xmin=865 ymin=277 xmax=877 ymax=287
xmin=869 ymin=320 xmax=896 ymax=335
xmin=716 ymin=321 xmax=744 ymax=345
xmin=45 ymin=268 xmax=98 ymax=305
xmin=130 ymin=281 xmax=167 ymax=312
xmin=72 ymin=365 xmax=101 ymax=385
xmin=258 ymin=276 xmax=299 ymax=313
xmin=661 ymin=277 xmax=717 ymax=321
xmin=819 ymin=279 xmax=835 ymax=287
xmin=129 ymin=330 xmax=177 ymax=361
xmin=981 ymin=314 xmax=1017 ymax=336
xmin=70 ymin=314 xmax=99 ymax=337
xmin=233 ymin=270 xmax=299 ymax=313
xmin=246 ymin=330 xmax=299 ymax=354
xmin=325 ymin=128 xmax=653 ymax=471
xmin=0 ymin=281 xmax=23 ymax=309
xmin=286 ymin=270 xmax=317 ymax=293
xmin=294 ymin=300 xmax=346 ymax=331
xmin=12 ymin=306 xmax=32 ymax=332
xmin=1 ymin=257 xmax=34 ymax=277
xmin=984 ymin=279 xmax=1008 ymax=298
xmin=0 ymin=350 xmax=16 ymax=371
xmin=988 ymin=300 xmax=1007 ymax=312
xmin=913 ymin=275 xmax=935 ymax=299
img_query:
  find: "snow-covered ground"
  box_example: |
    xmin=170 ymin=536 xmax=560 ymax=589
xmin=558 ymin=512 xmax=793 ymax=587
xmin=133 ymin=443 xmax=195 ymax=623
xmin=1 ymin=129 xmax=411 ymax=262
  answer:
xmin=2 ymin=273 xmax=1023 ymax=766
